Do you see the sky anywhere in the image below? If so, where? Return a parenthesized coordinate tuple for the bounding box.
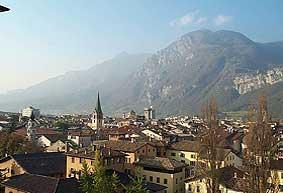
(0, 0, 283, 93)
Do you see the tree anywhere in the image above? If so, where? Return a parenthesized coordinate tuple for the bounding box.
(244, 94, 278, 193)
(197, 97, 221, 193)
(0, 131, 42, 158)
(123, 169, 148, 193)
(81, 149, 118, 193)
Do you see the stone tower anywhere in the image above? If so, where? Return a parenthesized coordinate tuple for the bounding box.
(91, 92, 104, 130)
(26, 112, 36, 142)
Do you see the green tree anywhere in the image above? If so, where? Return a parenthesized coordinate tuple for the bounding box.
(81, 149, 118, 193)
(124, 176, 148, 193)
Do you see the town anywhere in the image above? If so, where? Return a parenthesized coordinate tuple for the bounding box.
(0, 92, 282, 193)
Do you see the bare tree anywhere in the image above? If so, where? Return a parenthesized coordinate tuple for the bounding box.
(244, 94, 278, 193)
(197, 97, 221, 193)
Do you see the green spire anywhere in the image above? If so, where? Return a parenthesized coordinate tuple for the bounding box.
(95, 92, 103, 114)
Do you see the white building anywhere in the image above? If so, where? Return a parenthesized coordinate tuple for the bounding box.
(21, 106, 40, 118)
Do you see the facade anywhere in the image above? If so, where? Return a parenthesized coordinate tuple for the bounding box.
(66, 146, 126, 179)
(21, 106, 40, 118)
(91, 92, 104, 130)
(135, 157, 186, 193)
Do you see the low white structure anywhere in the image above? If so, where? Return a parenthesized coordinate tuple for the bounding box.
(21, 106, 40, 118)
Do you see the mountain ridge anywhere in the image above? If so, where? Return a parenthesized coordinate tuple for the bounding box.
(0, 30, 283, 118)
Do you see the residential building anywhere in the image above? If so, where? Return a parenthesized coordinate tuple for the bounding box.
(185, 166, 247, 193)
(0, 152, 66, 179)
(1, 173, 82, 193)
(135, 157, 186, 193)
(65, 145, 126, 179)
(67, 129, 94, 147)
(93, 140, 157, 174)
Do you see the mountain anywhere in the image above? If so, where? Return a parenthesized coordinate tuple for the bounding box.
(0, 53, 151, 114)
(1, 30, 283, 118)
(108, 30, 283, 118)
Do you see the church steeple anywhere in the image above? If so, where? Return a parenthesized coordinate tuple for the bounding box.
(91, 91, 104, 130)
(95, 92, 103, 114)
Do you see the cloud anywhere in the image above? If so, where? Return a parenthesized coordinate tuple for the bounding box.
(213, 15, 232, 26)
(170, 10, 207, 27)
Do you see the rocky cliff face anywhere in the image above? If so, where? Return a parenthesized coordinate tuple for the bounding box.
(233, 67, 283, 94)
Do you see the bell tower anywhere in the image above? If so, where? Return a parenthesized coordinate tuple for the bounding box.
(91, 92, 104, 130)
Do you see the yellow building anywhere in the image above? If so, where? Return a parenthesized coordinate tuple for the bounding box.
(269, 160, 283, 192)
(66, 145, 126, 178)
(135, 157, 186, 193)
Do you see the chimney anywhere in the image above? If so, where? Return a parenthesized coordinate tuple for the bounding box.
(65, 142, 70, 152)
(108, 149, 111, 156)
(84, 149, 88, 155)
(234, 172, 237, 178)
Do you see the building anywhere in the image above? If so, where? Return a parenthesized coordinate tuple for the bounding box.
(167, 140, 199, 167)
(67, 129, 94, 147)
(135, 157, 186, 193)
(65, 145, 126, 179)
(185, 166, 248, 193)
(269, 160, 283, 192)
(0, 152, 66, 179)
(144, 106, 156, 120)
(21, 106, 40, 118)
(93, 140, 157, 174)
(1, 173, 82, 193)
(90, 92, 104, 130)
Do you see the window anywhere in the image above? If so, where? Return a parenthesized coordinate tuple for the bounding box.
(150, 176, 153, 182)
(156, 177, 160, 183)
(180, 153, 185, 157)
(176, 178, 178, 184)
(148, 149, 151, 152)
(181, 160, 185, 163)
(191, 154, 195, 159)
(143, 175, 146, 180)
(171, 152, 176, 156)
(71, 157, 75, 163)
(197, 186, 200, 192)
(79, 158, 84, 163)
(164, 178, 168, 184)
(190, 161, 196, 166)
(137, 150, 140, 153)
(281, 172, 283, 179)
(142, 150, 145, 153)
(188, 184, 192, 191)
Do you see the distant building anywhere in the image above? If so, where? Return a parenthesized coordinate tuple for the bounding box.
(90, 92, 104, 130)
(21, 106, 40, 118)
(144, 106, 155, 120)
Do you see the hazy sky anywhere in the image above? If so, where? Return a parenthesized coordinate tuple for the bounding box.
(0, 0, 283, 93)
